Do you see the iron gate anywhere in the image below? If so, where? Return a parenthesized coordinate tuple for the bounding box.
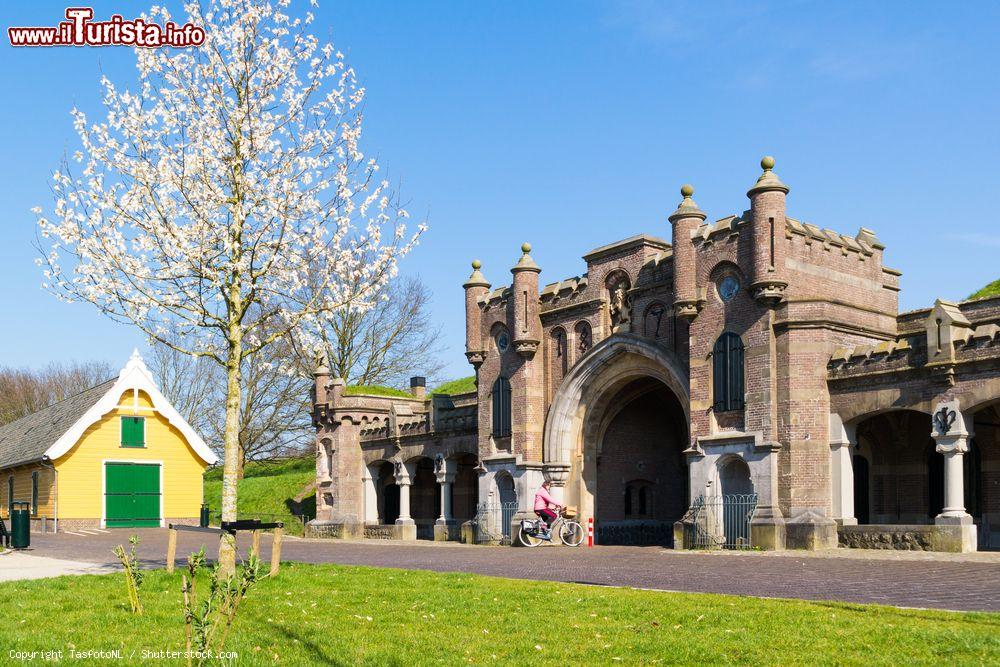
(686, 493, 758, 549)
(471, 501, 518, 545)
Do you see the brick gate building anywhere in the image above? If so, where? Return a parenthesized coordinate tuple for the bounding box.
(311, 157, 1000, 552)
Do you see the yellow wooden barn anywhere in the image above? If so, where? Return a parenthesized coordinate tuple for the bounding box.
(0, 350, 217, 532)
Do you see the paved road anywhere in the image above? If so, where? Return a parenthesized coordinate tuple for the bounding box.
(12, 529, 1000, 612)
(0, 551, 114, 581)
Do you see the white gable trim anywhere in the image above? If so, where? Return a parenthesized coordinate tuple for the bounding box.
(44, 349, 218, 465)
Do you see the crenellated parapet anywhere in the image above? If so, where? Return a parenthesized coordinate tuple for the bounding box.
(828, 295, 1000, 382)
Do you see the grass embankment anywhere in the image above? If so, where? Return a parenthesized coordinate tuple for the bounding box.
(1, 564, 997, 665)
(344, 384, 414, 398)
(203, 456, 315, 535)
(432, 376, 476, 395)
(970, 278, 1000, 300)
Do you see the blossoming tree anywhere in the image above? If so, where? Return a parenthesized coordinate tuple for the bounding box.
(35, 0, 422, 573)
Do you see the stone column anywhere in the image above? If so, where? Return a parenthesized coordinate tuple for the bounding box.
(393, 462, 417, 540)
(829, 414, 857, 526)
(435, 458, 458, 541)
(362, 464, 379, 525)
(931, 401, 976, 552)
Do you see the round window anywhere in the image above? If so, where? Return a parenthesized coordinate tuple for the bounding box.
(496, 331, 510, 353)
(718, 275, 740, 302)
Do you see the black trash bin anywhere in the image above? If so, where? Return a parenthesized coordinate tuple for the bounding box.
(11, 501, 30, 549)
(200, 503, 210, 528)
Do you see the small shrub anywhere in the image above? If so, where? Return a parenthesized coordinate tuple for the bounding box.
(112, 535, 144, 614)
(181, 548, 261, 667)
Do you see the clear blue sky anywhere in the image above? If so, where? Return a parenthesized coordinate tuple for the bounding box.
(2, 1, 999, 382)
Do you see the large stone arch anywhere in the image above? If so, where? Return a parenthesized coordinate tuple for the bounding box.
(543, 333, 690, 527)
(544, 333, 689, 464)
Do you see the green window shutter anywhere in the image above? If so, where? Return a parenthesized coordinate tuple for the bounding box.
(121, 416, 145, 448)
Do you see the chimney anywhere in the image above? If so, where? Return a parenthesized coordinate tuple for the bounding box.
(410, 376, 427, 399)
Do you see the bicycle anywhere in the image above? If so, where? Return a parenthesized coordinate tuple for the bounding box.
(517, 506, 585, 547)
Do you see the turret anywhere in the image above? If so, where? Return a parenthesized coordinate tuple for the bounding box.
(463, 259, 490, 368)
(314, 354, 331, 405)
(668, 183, 707, 321)
(510, 243, 542, 358)
(747, 156, 789, 305)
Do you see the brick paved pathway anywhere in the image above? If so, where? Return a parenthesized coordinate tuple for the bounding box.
(16, 529, 1000, 612)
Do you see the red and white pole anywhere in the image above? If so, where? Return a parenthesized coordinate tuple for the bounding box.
(587, 517, 594, 547)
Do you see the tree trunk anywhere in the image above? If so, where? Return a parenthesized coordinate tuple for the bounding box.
(218, 333, 243, 576)
(236, 444, 245, 481)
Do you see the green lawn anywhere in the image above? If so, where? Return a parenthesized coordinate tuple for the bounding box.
(203, 456, 315, 535)
(1, 564, 997, 665)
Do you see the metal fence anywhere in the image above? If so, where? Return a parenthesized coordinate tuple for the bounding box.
(470, 501, 518, 545)
(686, 494, 758, 549)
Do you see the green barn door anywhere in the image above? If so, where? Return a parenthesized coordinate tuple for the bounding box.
(105, 463, 161, 528)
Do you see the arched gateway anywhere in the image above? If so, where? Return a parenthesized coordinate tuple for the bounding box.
(543, 333, 690, 545)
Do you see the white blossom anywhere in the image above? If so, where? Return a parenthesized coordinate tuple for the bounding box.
(35, 0, 423, 573)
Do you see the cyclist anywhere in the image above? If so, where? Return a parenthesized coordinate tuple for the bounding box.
(533, 480, 562, 536)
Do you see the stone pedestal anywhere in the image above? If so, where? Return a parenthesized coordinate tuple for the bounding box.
(750, 507, 787, 551)
(433, 521, 459, 541)
(785, 511, 837, 550)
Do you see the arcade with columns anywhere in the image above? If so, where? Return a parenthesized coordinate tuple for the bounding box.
(310, 157, 1000, 551)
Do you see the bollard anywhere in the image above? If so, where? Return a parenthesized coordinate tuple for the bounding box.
(269, 526, 283, 576)
(166, 527, 178, 573)
(587, 517, 594, 548)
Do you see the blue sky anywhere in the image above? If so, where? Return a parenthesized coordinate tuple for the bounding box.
(2, 1, 999, 382)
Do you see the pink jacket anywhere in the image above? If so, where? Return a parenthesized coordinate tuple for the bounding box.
(534, 486, 559, 511)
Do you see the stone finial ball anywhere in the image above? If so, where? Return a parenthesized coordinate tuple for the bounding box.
(471, 259, 482, 270)
(680, 184, 694, 198)
(761, 155, 776, 170)
(521, 242, 532, 254)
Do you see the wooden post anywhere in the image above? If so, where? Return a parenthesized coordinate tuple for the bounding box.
(166, 527, 177, 574)
(269, 526, 283, 576)
(251, 529, 261, 557)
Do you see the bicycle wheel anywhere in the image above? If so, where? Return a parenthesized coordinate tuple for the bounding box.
(518, 525, 544, 547)
(559, 520, 585, 547)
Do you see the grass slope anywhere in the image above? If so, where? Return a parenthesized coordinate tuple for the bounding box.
(970, 278, 1000, 300)
(432, 376, 476, 395)
(344, 384, 414, 398)
(1, 564, 997, 665)
(203, 456, 315, 535)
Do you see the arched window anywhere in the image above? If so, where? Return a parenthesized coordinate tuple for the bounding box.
(624, 480, 652, 518)
(712, 332, 745, 412)
(492, 376, 512, 437)
(551, 327, 568, 377)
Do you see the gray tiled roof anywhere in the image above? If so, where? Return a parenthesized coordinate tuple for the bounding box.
(0, 378, 116, 470)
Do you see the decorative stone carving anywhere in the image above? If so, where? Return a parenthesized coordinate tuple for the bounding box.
(607, 273, 632, 334)
(575, 321, 592, 354)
